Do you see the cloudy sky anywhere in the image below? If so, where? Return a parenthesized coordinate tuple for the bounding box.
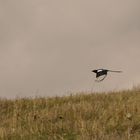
(0, 0, 140, 98)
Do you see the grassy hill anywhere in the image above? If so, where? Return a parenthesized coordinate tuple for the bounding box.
(0, 89, 140, 140)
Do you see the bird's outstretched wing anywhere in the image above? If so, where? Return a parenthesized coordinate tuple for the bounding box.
(95, 74, 107, 82)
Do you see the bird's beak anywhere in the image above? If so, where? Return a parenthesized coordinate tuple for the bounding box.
(92, 70, 96, 73)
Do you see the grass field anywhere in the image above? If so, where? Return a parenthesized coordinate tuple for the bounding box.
(0, 89, 140, 140)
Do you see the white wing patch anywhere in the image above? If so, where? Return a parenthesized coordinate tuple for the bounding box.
(97, 69, 103, 72)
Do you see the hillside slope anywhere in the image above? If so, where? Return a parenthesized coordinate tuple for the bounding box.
(0, 89, 140, 140)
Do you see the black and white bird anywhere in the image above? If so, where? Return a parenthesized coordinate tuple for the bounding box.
(92, 69, 122, 82)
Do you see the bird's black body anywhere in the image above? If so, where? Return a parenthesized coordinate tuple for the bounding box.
(92, 69, 122, 82)
(92, 69, 108, 78)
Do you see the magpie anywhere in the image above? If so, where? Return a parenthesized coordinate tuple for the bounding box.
(92, 69, 122, 81)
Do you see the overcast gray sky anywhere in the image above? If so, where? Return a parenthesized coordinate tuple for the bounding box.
(0, 0, 140, 98)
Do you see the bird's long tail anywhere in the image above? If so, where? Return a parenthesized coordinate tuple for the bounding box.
(108, 70, 122, 73)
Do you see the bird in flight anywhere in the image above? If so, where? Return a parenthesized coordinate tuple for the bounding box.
(92, 69, 122, 82)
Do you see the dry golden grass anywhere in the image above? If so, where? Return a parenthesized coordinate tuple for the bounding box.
(0, 89, 140, 140)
